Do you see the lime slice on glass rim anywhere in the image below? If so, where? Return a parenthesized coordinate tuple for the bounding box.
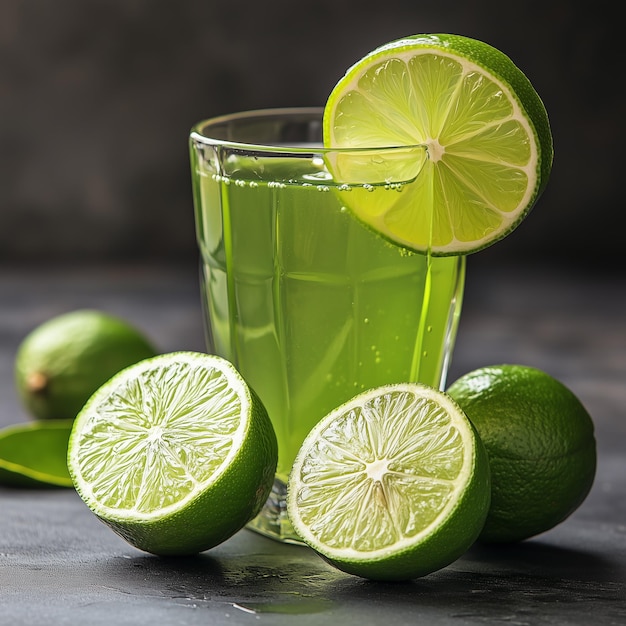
(287, 383, 490, 581)
(323, 33, 553, 255)
(67, 351, 277, 556)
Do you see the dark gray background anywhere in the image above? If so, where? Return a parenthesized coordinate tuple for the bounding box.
(1, 6, 625, 621)
(1, 0, 622, 271)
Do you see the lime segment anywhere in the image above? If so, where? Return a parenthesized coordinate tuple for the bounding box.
(323, 34, 553, 255)
(287, 383, 490, 580)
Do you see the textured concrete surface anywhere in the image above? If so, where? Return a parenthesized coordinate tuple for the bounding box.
(0, 265, 624, 625)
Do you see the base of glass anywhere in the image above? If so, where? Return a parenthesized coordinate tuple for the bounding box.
(246, 477, 305, 545)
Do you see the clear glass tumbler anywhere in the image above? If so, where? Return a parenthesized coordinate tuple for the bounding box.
(189, 108, 465, 543)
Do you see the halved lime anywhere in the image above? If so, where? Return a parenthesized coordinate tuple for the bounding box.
(323, 34, 553, 255)
(287, 383, 490, 580)
(67, 352, 277, 555)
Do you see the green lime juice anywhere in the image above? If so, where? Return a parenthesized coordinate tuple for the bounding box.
(193, 156, 465, 482)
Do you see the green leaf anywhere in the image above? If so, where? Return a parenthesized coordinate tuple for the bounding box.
(0, 420, 74, 488)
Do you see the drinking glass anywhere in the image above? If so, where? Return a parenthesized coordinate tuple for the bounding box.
(189, 108, 465, 543)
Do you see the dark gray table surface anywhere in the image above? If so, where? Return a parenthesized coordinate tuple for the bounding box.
(1, 262, 625, 625)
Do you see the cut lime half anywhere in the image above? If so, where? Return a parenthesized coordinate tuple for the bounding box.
(67, 351, 277, 555)
(324, 34, 553, 255)
(287, 383, 490, 581)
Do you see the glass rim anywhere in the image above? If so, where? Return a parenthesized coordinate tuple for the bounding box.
(189, 106, 427, 155)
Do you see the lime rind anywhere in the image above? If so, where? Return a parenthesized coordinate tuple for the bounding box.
(323, 34, 553, 256)
(68, 352, 250, 521)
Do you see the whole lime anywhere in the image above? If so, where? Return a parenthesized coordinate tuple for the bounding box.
(15, 310, 157, 421)
(447, 364, 596, 543)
